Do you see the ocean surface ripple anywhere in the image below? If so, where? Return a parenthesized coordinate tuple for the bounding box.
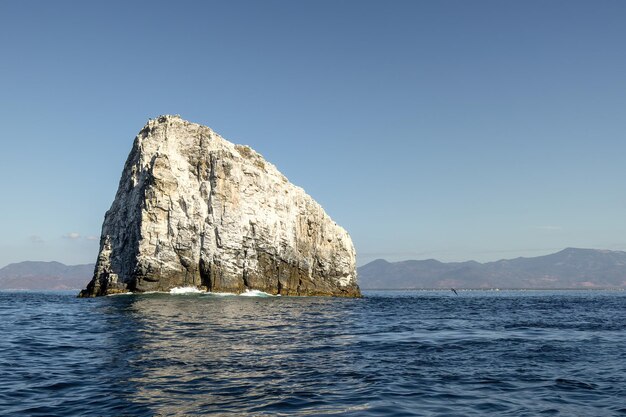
(0, 290, 624, 416)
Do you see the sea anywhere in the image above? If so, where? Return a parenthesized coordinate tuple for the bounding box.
(0, 289, 624, 416)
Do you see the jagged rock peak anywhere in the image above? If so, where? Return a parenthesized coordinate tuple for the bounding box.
(80, 115, 360, 297)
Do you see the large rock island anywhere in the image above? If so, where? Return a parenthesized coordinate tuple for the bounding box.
(80, 115, 359, 297)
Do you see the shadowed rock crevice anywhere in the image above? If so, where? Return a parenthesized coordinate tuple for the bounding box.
(79, 115, 360, 297)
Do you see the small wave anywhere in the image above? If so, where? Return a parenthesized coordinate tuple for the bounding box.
(106, 292, 134, 296)
(169, 287, 205, 294)
(240, 289, 276, 297)
(203, 290, 279, 297)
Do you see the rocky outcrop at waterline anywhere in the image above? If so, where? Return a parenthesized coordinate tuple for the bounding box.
(79, 115, 360, 297)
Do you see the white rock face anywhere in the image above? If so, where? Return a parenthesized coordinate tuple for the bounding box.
(80, 115, 360, 297)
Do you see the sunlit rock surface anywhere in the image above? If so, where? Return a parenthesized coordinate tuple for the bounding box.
(80, 115, 359, 297)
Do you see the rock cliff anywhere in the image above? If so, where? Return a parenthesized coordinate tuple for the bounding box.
(80, 115, 360, 297)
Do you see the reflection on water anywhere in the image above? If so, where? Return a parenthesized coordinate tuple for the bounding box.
(105, 294, 361, 416)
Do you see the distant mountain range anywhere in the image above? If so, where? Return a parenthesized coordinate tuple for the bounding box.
(357, 248, 626, 289)
(3, 248, 626, 290)
(0, 261, 93, 290)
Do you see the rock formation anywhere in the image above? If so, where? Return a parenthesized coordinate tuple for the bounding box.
(80, 115, 360, 297)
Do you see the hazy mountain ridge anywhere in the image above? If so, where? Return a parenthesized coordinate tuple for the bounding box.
(3, 248, 626, 290)
(358, 248, 626, 289)
(0, 261, 94, 290)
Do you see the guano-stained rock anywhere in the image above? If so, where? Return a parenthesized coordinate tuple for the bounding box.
(80, 115, 360, 297)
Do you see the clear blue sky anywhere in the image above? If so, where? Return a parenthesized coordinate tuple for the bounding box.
(1, 0, 625, 267)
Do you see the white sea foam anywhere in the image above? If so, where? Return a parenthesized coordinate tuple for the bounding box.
(239, 289, 275, 297)
(204, 292, 237, 297)
(105, 288, 279, 296)
(203, 289, 278, 297)
(169, 286, 204, 294)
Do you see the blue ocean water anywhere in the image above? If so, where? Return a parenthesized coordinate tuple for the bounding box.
(0, 290, 624, 416)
